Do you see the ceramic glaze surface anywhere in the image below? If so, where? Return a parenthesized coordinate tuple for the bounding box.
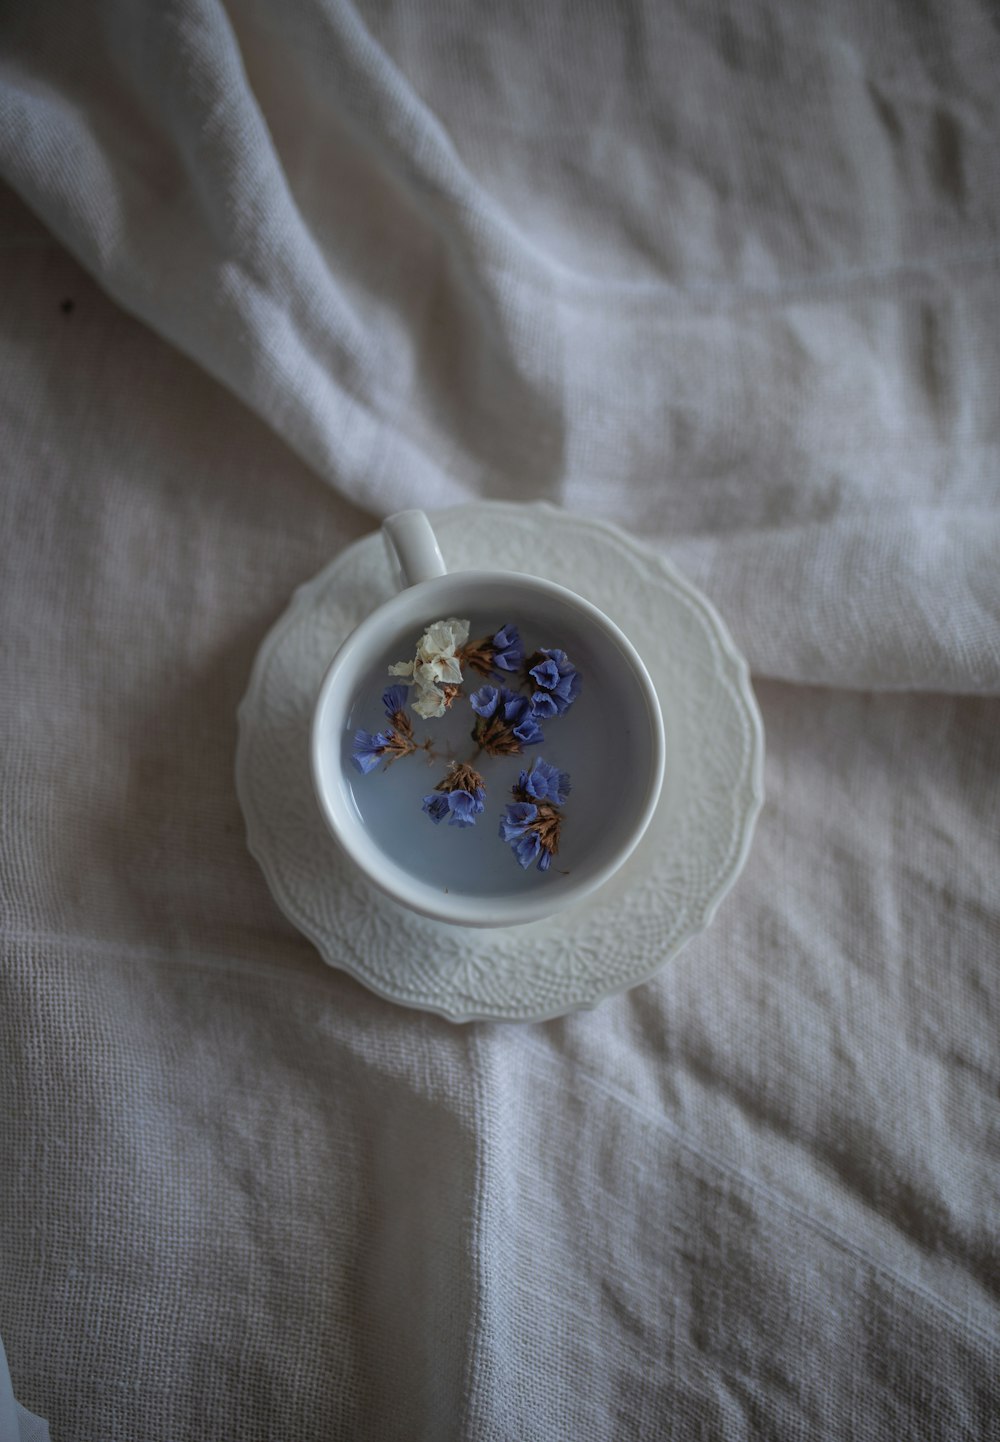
(236, 502, 764, 1022)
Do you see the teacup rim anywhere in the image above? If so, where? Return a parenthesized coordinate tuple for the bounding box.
(310, 568, 666, 928)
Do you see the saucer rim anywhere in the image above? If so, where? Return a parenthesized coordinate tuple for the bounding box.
(235, 500, 765, 1023)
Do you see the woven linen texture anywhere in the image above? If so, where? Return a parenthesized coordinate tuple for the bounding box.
(1, 0, 999, 1435)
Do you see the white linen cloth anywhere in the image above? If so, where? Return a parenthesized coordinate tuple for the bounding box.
(2, 0, 999, 695)
(0, 2, 998, 1438)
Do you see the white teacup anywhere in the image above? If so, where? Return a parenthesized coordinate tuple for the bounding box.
(311, 510, 665, 928)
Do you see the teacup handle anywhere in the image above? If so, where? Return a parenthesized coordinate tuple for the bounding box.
(383, 510, 448, 588)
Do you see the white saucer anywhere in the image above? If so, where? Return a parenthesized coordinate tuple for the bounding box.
(235, 502, 764, 1022)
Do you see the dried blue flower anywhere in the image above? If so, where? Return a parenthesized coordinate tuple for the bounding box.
(491, 623, 524, 673)
(497, 800, 535, 834)
(448, 789, 484, 827)
(499, 807, 544, 869)
(352, 710, 416, 772)
(423, 761, 487, 827)
(499, 797, 561, 871)
(499, 689, 528, 723)
(460, 623, 524, 678)
(499, 801, 539, 849)
(528, 691, 559, 720)
(504, 692, 544, 746)
(422, 789, 484, 827)
(469, 685, 502, 719)
(517, 718, 544, 746)
(528, 648, 581, 716)
(530, 657, 561, 690)
(382, 684, 410, 719)
(517, 757, 571, 805)
(352, 728, 394, 774)
(470, 685, 543, 755)
(422, 792, 451, 824)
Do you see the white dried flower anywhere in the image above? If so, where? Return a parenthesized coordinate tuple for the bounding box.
(411, 686, 447, 720)
(390, 617, 470, 719)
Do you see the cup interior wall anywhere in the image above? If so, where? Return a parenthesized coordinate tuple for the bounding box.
(315, 574, 662, 915)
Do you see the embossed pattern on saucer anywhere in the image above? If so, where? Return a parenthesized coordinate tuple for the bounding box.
(235, 502, 764, 1022)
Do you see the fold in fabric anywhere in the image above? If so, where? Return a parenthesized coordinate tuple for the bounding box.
(1, 0, 998, 693)
(1, 177, 998, 1441)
